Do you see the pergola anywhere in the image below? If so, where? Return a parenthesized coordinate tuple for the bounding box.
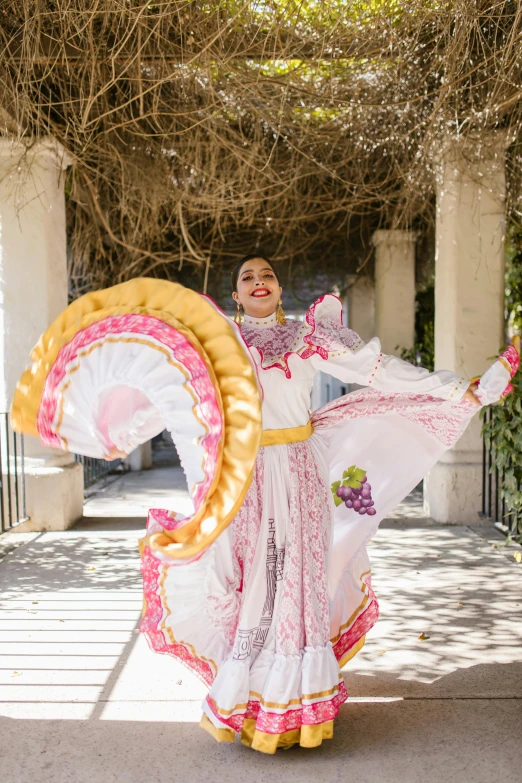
(0, 1, 521, 529)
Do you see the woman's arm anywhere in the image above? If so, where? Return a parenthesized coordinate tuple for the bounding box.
(310, 327, 474, 403)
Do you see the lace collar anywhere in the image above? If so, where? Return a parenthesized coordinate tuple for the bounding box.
(243, 311, 278, 328)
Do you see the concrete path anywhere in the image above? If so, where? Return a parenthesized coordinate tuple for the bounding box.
(0, 463, 521, 783)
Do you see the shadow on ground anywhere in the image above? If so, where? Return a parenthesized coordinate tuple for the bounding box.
(0, 466, 521, 782)
(0, 695, 520, 783)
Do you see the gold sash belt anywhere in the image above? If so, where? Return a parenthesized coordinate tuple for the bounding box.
(260, 420, 314, 447)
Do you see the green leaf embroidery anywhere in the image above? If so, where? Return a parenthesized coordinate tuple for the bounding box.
(331, 480, 343, 506)
(341, 465, 367, 489)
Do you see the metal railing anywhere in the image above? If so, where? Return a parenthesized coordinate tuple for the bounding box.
(74, 454, 123, 489)
(0, 413, 29, 532)
(482, 407, 521, 537)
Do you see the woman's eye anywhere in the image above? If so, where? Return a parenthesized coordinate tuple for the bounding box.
(242, 275, 252, 281)
(264, 273, 274, 278)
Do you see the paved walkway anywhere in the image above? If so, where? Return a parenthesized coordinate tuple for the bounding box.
(1, 459, 521, 783)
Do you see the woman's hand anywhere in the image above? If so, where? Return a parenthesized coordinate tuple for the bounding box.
(103, 446, 128, 461)
(463, 383, 481, 406)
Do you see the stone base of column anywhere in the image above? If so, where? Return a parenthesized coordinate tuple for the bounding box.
(124, 441, 152, 472)
(423, 458, 486, 525)
(14, 459, 84, 532)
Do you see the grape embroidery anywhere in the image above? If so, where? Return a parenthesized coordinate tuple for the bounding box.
(331, 466, 376, 516)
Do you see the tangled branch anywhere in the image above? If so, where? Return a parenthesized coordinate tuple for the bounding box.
(1, 1, 521, 298)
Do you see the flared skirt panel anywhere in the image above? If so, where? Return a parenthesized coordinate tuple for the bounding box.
(141, 435, 378, 752)
(141, 390, 478, 752)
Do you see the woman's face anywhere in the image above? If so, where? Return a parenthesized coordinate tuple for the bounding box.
(232, 257, 282, 318)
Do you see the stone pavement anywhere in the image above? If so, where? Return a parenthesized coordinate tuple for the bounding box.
(0, 459, 521, 783)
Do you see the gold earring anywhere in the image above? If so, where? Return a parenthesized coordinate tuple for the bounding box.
(234, 300, 243, 325)
(276, 298, 286, 325)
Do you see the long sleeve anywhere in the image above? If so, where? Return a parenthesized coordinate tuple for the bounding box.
(307, 295, 470, 403)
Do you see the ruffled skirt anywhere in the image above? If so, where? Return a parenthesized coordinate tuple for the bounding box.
(141, 389, 478, 753)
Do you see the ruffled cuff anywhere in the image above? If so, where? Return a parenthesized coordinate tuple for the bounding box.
(436, 375, 470, 403)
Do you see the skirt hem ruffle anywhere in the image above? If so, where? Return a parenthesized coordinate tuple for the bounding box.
(199, 713, 334, 753)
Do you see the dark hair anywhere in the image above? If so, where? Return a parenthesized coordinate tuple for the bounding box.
(231, 254, 280, 292)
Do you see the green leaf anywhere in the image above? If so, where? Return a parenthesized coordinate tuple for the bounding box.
(341, 464, 367, 489)
(331, 480, 343, 506)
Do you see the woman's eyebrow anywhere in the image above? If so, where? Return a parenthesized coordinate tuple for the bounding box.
(241, 267, 273, 276)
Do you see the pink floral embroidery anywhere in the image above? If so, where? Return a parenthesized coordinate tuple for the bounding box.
(37, 313, 223, 528)
(206, 679, 348, 734)
(312, 387, 476, 448)
(230, 451, 266, 594)
(206, 577, 241, 648)
(140, 546, 216, 686)
(332, 582, 380, 663)
(276, 442, 332, 654)
(146, 509, 193, 533)
(303, 295, 363, 356)
(140, 441, 374, 730)
(502, 382, 515, 399)
(241, 294, 361, 378)
(500, 344, 520, 378)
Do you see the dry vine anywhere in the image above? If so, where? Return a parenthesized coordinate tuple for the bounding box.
(0, 1, 522, 300)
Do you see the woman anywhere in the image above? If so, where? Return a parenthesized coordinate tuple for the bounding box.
(12, 255, 517, 754)
(166, 253, 487, 752)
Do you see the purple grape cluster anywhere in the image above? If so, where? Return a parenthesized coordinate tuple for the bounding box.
(336, 476, 376, 516)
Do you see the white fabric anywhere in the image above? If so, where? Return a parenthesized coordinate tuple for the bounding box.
(475, 359, 511, 405)
(49, 337, 209, 504)
(151, 305, 486, 739)
(249, 323, 470, 432)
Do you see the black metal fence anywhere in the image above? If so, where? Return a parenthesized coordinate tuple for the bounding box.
(482, 406, 521, 537)
(0, 413, 29, 532)
(74, 454, 123, 489)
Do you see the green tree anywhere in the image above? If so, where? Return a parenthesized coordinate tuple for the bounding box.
(481, 222, 522, 542)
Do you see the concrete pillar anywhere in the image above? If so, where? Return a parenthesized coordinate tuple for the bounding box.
(0, 138, 84, 531)
(124, 441, 153, 471)
(372, 229, 417, 355)
(424, 134, 507, 524)
(346, 274, 375, 343)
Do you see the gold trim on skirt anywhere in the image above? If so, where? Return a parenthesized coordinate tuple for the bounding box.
(240, 718, 334, 753)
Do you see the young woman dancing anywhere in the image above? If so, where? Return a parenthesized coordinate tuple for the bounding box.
(12, 255, 518, 754)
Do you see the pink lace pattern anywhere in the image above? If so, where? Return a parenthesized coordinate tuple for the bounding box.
(500, 344, 520, 378)
(140, 443, 372, 732)
(37, 313, 223, 528)
(226, 441, 332, 658)
(312, 387, 476, 448)
(241, 294, 361, 378)
(502, 383, 515, 399)
(332, 580, 380, 663)
(206, 679, 348, 734)
(304, 295, 363, 356)
(230, 451, 266, 596)
(140, 546, 216, 687)
(201, 441, 346, 736)
(205, 577, 241, 648)
(276, 442, 332, 654)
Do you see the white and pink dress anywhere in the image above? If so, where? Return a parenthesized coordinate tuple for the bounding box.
(11, 280, 517, 754)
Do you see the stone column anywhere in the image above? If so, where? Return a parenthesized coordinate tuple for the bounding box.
(346, 274, 375, 343)
(124, 442, 153, 471)
(424, 134, 507, 524)
(372, 229, 417, 355)
(0, 138, 84, 531)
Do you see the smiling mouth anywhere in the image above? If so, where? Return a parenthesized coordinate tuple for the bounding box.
(251, 289, 271, 298)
